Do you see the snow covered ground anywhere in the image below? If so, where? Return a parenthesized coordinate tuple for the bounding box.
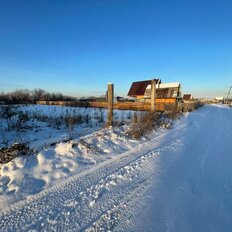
(0, 105, 148, 207)
(0, 105, 141, 149)
(1, 104, 232, 231)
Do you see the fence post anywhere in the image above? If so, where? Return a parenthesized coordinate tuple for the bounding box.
(151, 79, 156, 112)
(107, 83, 114, 127)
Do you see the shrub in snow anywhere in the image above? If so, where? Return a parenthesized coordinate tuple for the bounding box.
(0, 143, 31, 164)
(126, 112, 166, 139)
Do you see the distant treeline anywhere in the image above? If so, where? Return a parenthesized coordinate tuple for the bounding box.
(0, 89, 77, 104)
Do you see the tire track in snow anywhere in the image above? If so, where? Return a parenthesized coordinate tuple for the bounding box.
(0, 133, 183, 231)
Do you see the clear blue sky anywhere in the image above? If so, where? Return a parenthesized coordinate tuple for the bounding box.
(0, 0, 232, 98)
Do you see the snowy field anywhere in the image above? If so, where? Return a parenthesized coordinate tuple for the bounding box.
(0, 105, 141, 149)
(1, 104, 232, 231)
(0, 105, 150, 208)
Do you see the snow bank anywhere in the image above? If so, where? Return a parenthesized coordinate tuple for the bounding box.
(0, 124, 143, 207)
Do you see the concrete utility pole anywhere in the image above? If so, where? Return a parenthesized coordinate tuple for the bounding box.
(151, 79, 156, 112)
(225, 86, 232, 104)
(107, 83, 114, 127)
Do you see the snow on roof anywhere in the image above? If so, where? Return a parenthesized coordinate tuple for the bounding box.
(158, 83, 180, 88)
(146, 82, 180, 89)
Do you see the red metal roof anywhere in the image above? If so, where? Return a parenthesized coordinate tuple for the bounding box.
(127, 79, 160, 97)
(183, 94, 192, 101)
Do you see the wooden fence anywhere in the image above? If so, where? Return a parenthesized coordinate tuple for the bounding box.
(89, 101, 163, 111)
(36, 100, 171, 111)
(36, 99, 203, 113)
(36, 82, 204, 126)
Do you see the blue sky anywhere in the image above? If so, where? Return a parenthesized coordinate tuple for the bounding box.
(0, 0, 232, 98)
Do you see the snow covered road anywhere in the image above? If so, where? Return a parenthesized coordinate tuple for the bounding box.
(120, 105, 232, 232)
(1, 105, 232, 232)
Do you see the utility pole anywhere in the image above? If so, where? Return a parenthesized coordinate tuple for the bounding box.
(225, 86, 232, 104)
